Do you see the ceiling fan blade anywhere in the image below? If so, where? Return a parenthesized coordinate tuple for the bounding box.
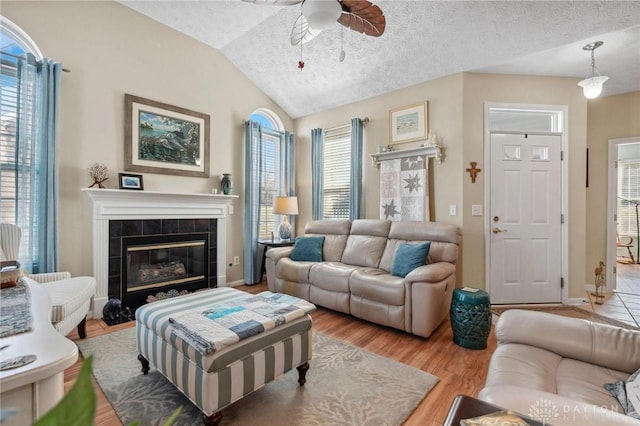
(338, 0, 385, 37)
(291, 14, 321, 46)
(241, 0, 302, 5)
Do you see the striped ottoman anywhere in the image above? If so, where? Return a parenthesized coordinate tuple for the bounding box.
(135, 287, 313, 425)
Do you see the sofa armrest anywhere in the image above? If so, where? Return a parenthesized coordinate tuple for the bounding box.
(496, 309, 640, 374)
(265, 246, 294, 263)
(403, 263, 456, 338)
(479, 385, 637, 426)
(28, 272, 72, 283)
(404, 262, 455, 284)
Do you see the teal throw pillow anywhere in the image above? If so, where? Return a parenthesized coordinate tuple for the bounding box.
(290, 236, 325, 262)
(391, 242, 431, 278)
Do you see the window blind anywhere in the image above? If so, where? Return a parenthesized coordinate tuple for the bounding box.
(1, 52, 40, 265)
(258, 130, 280, 239)
(0, 56, 19, 224)
(322, 124, 351, 219)
(618, 160, 640, 236)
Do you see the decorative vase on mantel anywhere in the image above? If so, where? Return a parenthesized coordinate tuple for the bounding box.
(221, 173, 232, 195)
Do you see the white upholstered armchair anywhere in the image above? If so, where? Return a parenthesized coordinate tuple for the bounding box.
(0, 223, 96, 338)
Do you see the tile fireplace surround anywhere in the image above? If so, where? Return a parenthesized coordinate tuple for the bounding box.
(83, 188, 237, 318)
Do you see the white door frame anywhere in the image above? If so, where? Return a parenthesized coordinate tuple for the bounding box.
(606, 136, 640, 292)
(484, 102, 569, 303)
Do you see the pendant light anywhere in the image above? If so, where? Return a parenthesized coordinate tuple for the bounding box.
(578, 41, 609, 99)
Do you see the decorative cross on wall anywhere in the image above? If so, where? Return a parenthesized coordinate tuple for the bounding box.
(466, 162, 481, 183)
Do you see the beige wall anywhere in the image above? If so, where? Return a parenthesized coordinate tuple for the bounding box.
(294, 73, 464, 223)
(585, 92, 640, 286)
(3, 1, 293, 283)
(294, 74, 464, 280)
(5, 1, 633, 300)
(296, 73, 590, 298)
(461, 73, 588, 298)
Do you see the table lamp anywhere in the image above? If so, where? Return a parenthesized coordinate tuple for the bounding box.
(273, 196, 298, 241)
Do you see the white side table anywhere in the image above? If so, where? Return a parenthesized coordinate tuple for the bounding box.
(0, 277, 78, 425)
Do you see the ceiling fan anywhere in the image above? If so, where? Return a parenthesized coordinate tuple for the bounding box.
(241, 0, 386, 46)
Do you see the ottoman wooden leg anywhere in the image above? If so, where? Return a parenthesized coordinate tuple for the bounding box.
(137, 354, 150, 375)
(296, 362, 310, 386)
(203, 411, 223, 426)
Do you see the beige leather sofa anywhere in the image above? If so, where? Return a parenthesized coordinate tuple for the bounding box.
(479, 309, 640, 425)
(265, 219, 461, 338)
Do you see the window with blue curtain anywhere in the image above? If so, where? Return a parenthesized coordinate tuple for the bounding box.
(0, 19, 62, 273)
(311, 118, 363, 220)
(243, 111, 295, 284)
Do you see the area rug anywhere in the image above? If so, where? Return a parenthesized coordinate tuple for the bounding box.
(77, 328, 438, 426)
(491, 305, 638, 329)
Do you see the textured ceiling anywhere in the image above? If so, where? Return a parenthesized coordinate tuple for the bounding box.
(120, 1, 640, 119)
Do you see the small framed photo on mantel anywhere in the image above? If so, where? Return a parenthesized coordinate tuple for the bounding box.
(118, 173, 144, 190)
(389, 101, 428, 145)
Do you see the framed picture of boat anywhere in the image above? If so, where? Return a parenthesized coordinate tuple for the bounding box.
(124, 94, 210, 178)
(389, 101, 428, 145)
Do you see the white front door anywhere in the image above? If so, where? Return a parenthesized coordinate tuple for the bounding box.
(489, 132, 562, 303)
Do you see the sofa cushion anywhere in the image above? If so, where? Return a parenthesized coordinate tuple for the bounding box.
(341, 220, 390, 268)
(350, 268, 405, 306)
(350, 295, 406, 330)
(484, 343, 562, 393)
(305, 219, 351, 262)
(44, 276, 97, 324)
(556, 358, 628, 411)
(290, 236, 324, 262)
(309, 262, 358, 293)
(495, 309, 640, 374)
(391, 242, 431, 278)
(275, 258, 314, 283)
(485, 342, 628, 413)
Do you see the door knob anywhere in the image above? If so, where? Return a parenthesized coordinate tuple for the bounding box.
(492, 228, 507, 234)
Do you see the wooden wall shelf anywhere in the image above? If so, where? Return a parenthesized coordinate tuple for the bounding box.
(370, 145, 443, 168)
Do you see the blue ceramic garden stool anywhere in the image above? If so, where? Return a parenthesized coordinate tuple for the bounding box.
(450, 287, 491, 349)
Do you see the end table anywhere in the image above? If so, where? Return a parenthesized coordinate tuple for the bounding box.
(258, 239, 295, 282)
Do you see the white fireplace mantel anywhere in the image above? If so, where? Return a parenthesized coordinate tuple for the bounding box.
(82, 188, 238, 318)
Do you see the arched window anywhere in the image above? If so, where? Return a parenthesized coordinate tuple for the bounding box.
(250, 108, 283, 132)
(249, 109, 286, 239)
(243, 109, 295, 284)
(1, 17, 63, 272)
(1, 17, 42, 224)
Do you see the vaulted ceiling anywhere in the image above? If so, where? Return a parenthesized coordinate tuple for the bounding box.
(120, 1, 640, 118)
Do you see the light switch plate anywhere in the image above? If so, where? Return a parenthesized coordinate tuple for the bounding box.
(471, 204, 483, 216)
(449, 205, 457, 216)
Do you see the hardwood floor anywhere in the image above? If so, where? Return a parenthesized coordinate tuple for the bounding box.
(66, 283, 497, 425)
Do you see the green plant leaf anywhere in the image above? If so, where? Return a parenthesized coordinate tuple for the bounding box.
(34, 356, 96, 426)
(162, 406, 183, 426)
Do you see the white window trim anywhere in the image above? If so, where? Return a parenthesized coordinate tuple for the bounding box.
(1, 16, 43, 59)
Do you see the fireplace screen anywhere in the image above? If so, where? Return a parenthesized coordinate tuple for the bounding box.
(123, 234, 208, 293)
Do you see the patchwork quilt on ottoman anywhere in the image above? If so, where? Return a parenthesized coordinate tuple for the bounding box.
(135, 287, 315, 423)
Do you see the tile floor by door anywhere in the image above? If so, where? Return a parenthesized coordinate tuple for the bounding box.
(586, 261, 640, 328)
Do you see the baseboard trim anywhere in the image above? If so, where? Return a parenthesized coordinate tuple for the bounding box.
(223, 279, 245, 287)
(565, 297, 588, 305)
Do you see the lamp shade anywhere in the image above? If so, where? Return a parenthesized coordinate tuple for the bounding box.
(273, 196, 299, 215)
(302, 0, 342, 30)
(578, 76, 609, 99)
